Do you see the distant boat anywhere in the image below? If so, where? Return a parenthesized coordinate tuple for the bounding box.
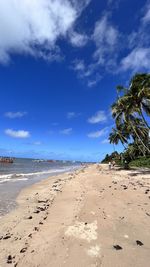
(33, 159, 44, 163)
(0, 157, 14, 163)
(47, 160, 55, 163)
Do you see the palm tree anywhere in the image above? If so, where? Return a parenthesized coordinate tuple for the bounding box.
(130, 74, 150, 129)
(111, 96, 150, 154)
(109, 127, 128, 149)
(115, 74, 150, 130)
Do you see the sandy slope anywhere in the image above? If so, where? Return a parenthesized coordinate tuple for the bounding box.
(0, 164, 150, 267)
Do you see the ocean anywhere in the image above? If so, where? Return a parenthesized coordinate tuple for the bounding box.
(0, 158, 81, 216)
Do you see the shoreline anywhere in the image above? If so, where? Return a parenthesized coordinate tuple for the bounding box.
(0, 165, 81, 217)
(0, 166, 86, 266)
(0, 164, 150, 266)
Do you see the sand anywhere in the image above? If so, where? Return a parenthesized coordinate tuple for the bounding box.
(0, 164, 150, 267)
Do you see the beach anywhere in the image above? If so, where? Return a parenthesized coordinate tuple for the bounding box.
(0, 164, 150, 267)
(0, 158, 80, 216)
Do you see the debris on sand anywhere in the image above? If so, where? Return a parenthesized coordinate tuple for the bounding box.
(20, 247, 27, 253)
(7, 255, 12, 264)
(136, 240, 144, 246)
(113, 245, 123, 250)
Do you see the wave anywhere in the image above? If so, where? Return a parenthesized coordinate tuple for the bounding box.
(0, 166, 77, 184)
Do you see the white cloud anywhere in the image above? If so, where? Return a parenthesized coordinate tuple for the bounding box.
(88, 110, 107, 124)
(142, 4, 150, 24)
(87, 127, 108, 138)
(73, 59, 86, 72)
(5, 129, 30, 138)
(33, 141, 42, 145)
(72, 15, 119, 87)
(60, 128, 73, 135)
(69, 31, 88, 47)
(72, 59, 102, 87)
(92, 15, 118, 65)
(73, 59, 94, 78)
(67, 112, 81, 119)
(101, 138, 109, 144)
(67, 112, 76, 119)
(121, 47, 150, 72)
(4, 111, 27, 118)
(121, 3, 150, 73)
(0, 0, 90, 64)
(87, 74, 102, 87)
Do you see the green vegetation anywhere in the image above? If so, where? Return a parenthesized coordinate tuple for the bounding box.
(129, 157, 150, 168)
(102, 73, 150, 168)
(101, 151, 120, 164)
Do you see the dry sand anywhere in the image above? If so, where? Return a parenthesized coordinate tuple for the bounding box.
(0, 164, 150, 267)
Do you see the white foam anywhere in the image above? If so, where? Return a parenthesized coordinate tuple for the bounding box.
(0, 166, 77, 184)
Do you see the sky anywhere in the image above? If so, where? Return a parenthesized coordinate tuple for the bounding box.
(0, 0, 150, 162)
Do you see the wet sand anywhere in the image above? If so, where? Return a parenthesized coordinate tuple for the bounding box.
(0, 164, 150, 267)
(0, 167, 80, 217)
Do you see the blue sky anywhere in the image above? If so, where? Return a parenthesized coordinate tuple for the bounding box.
(0, 0, 150, 162)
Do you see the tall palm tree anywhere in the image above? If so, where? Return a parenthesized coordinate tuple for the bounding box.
(130, 74, 150, 129)
(116, 74, 150, 130)
(111, 97, 150, 153)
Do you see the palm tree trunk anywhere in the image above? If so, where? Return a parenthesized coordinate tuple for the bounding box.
(129, 120, 150, 154)
(113, 143, 115, 152)
(139, 107, 150, 130)
(122, 143, 127, 150)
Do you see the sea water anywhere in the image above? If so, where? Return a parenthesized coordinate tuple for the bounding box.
(0, 158, 80, 216)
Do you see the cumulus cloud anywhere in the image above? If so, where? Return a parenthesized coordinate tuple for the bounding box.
(142, 3, 150, 24)
(5, 129, 30, 138)
(88, 110, 107, 124)
(60, 128, 73, 135)
(0, 0, 90, 64)
(4, 111, 27, 118)
(87, 127, 108, 138)
(120, 3, 150, 73)
(92, 14, 119, 65)
(72, 14, 119, 87)
(69, 31, 88, 47)
(121, 47, 150, 72)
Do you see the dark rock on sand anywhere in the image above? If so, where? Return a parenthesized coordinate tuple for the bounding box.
(113, 245, 123, 250)
(7, 255, 12, 264)
(3, 234, 11, 240)
(38, 200, 48, 203)
(33, 210, 40, 214)
(28, 233, 32, 238)
(136, 240, 144, 246)
(123, 187, 128, 190)
(37, 206, 46, 211)
(20, 247, 27, 253)
(27, 216, 33, 220)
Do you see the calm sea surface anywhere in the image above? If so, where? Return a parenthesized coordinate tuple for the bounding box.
(0, 158, 81, 216)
